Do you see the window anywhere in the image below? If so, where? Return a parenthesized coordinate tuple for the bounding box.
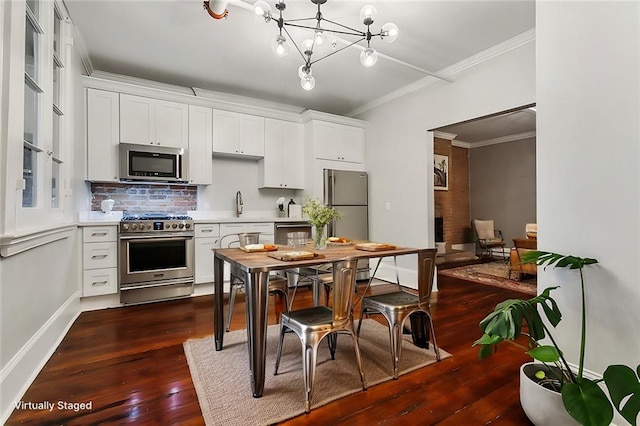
(51, 4, 64, 209)
(21, 0, 67, 211)
(23, 2, 44, 208)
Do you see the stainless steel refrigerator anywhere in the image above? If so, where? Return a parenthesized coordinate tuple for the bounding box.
(323, 169, 369, 279)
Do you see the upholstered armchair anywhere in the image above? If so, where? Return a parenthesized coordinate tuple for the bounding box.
(471, 219, 506, 260)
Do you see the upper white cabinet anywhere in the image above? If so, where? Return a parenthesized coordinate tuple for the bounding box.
(259, 119, 304, 189)
(86, 89, 119, 182)
(213, 110, 265, 158)
(120, 94, 188, 148)
(311, 120, 365, 164)
(188, 105, 213, 185)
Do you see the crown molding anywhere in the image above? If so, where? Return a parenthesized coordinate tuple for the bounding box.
(82, 72, 304, 122)
(301, 110, 367, 128)
(452, 140, 472, 149)
(347, 28, 536, 118)
(470, 131, 536, 148)
(433, 131, 457, 141)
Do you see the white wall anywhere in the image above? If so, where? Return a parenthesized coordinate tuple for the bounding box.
(358, 42, 535, 279)
(197, 156, 303, 215)
(537, 1, 640, 375)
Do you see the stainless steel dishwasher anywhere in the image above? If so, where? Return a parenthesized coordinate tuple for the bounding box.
(273, 222, 312, 245)
(273, 222, 317, 289)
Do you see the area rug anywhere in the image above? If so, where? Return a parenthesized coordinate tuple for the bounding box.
(439, 261, 537, 295)
(183, 319, 451, 425)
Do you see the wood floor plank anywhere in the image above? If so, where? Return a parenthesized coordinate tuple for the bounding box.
(6, 274, 533, 425)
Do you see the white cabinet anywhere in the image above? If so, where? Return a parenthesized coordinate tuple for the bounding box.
(86, 89, 119, 182)
(259, 119, 304, 189)
(194, 223, 220, 284)
(120, 94, 188, 148)
(212, 110, 265, 158)
(188, 105, 213, 185)
(311, 120, 365, 163)
(81, 226, 118, 297)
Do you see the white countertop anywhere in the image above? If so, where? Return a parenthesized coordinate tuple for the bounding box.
(78, 211, 123, 226)
(77, 211, 309, 226)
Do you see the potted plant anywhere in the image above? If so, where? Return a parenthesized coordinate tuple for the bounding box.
(474, 251, 640, 426)
(301, 199, 340, 249)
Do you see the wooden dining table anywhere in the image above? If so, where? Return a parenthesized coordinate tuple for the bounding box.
(213, 243, 433, 398)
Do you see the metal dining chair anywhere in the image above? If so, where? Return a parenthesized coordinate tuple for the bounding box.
(223, 234, 290, 332)
(356, 249, 441, 379)
(226, 273, 289, 332)
(274, 259, 367, 413)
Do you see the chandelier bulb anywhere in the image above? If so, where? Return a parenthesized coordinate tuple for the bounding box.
(253, 0, 272, 22)
(359, 5, 377, 25)
(301, 74, 316, 91)
(380, 22, 399, 43)
(301, 38, 314, 55)
(298, 64, 312, 79)
(314, 29, 325, 45)
(271, 35, 289, 57)
(360, 47, 378, 67)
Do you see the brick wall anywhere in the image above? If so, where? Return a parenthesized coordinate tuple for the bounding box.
(91, 182, 197, 213)
(434, 138, 470, 250)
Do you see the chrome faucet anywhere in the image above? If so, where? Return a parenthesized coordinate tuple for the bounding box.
(236, 191, 243, 217)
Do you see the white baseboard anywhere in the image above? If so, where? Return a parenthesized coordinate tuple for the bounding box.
(451, 243, 476, 253)
(1, 291, 81, 424)
(375, 262, 419, 290)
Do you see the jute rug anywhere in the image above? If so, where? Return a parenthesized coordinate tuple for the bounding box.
(183, 319, 451, 425)
(439, 261, 536, 295)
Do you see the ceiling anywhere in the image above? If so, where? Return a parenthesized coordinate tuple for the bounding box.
(65, 0, 535, 117)
(435, 106, 537, 147)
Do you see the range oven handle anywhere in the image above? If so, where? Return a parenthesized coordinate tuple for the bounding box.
(120, 279, 194, 291)
(119, 233, 194, 241)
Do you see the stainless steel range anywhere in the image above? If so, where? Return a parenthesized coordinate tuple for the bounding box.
(119, 212, 195, 305)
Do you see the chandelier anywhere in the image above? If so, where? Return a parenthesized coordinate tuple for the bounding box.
(252, 0, 398, 90)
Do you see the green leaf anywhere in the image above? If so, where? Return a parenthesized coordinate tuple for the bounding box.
(562, 379, 613, 426)
(477, 344, 495, 359)
(473, 333, 503, 346)
(603, 364, 640, 426)
(527, 345, 560, 363)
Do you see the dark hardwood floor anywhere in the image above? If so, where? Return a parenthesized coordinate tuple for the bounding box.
(6, 275, 533, 425)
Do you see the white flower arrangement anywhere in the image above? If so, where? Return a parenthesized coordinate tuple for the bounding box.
(276, 197, 286, 212)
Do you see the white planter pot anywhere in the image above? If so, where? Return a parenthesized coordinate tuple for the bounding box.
(519, 362, 579, 426)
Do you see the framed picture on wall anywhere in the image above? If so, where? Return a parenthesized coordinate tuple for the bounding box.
(434, 154, 449, 190)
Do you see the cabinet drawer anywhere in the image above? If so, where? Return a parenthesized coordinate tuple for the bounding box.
(219, 223, 245, 237)
(245, 222, 274, 234)
(83, 242, 117, 269)
(83, 268, 118, 297)
(195, 223, 220, 237)
(83, 226, 117, 243)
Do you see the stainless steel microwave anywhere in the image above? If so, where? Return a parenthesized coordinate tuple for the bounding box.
(119, 143, 188, 183)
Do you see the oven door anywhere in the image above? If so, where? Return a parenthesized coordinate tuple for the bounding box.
(119, 234, 194, 285)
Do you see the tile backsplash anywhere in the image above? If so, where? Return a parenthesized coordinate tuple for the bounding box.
(91, 182, 197, 213)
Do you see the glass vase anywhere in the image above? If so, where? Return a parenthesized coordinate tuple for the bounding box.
(314, 224, 327, 250)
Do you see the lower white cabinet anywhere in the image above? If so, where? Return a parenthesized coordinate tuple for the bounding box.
(81, 225, 118, 297)
(194, 223, 220, 284)
(83, 268, 118, 297)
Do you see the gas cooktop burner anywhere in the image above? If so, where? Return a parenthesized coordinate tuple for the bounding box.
(121, 212, 192, 221)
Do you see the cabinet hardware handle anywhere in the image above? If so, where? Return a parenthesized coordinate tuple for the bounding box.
(91, 254, 108, 259)
(202, 229, 213, 233)
(92, 281, 108, 286)
(91, 232, 108, 236)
